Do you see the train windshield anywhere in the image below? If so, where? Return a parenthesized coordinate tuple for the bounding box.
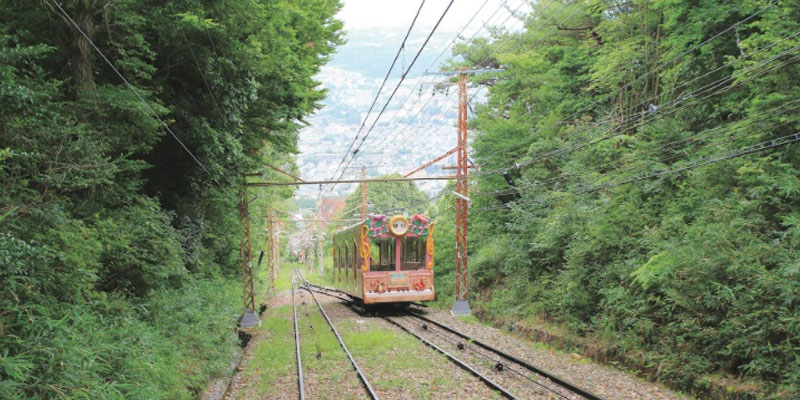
(401, 236, 424, 270)
(369, 237, 394, 271)
(368, 235, 425, 271)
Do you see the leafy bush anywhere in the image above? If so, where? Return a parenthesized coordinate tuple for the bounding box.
(438, 0, 800, 397)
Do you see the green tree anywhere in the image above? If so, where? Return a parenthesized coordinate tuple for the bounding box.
(441, 0, 800, 397)
(342, 173, 431, 217)
(0, 0, 343, 397)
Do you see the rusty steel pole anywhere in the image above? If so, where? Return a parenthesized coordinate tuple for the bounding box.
(267, 208, 277, 294)
(452, 69, 471, 316)
(239, 189, 260, 327)
(360, 166, 368, 222)
(272, 209, 280, 283)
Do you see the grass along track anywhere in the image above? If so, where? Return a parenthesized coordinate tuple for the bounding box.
(225, 264, 684, 399)
(306, 284, 583, 399)
(298, 270, 380, 399)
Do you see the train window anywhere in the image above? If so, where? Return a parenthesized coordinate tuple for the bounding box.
(382, 238, 395, 271)
(402, 236, 424, 270)
(369, 237, 393, 271)
(352, 240, 359, 290)
(337, 245, 342, 282)
(369, 239, 380, 270)
(353, 239, 359, 272)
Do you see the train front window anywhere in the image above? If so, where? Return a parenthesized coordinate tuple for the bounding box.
(401, 236, 424, 270)
(370, 237, 394, 271)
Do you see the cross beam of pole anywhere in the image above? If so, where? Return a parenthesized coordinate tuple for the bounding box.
(245, 176, 457, 187)
(246, 163, 306, 182)
(404, 147, 458, 177)
(424, 68, 504, 76)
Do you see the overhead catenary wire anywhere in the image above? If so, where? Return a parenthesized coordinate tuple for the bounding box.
(368, 0, 530, 140)
(317, 2, 793, 240)
(473, 129, 800, 215)
(355, 0, 576, 168)
(320, 0, 781, 196)
(354, 0, 539, 159)
(316, 0, 534, 186)
(329, 0, 458, 191)
(472, 38, 800, 180)
(323, 1, 572, 201)
(473, 29, 800, 166)
(330, 0, 427, 178)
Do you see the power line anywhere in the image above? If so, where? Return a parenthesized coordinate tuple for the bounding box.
(356, 0, 535, 158)
(473, 30, 800, 166)
(357, 0, 578, 168)
(475, 129, 800, 215)
(331, 0, 427, 179)
(467, 1, 782, 169)
(472, 99, 800, 201)
(330, 0, 458, 190)
(473, 40, 800, 180)
(544, 0, 779, 139)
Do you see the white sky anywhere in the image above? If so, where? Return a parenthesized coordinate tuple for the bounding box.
(337, 0, 523, 32)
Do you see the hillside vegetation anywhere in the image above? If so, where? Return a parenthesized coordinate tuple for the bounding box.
(432, 1, 799, 398)
(0, 0, 342, 398)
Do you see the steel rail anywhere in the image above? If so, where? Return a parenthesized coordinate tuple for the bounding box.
(291, 279, 306, 400)
(297, 280, 518, 399)
(301, 283, 380, 399)
(298, 278, 606, 400)
(405, 310, 605, 400)
(381, 316, 518, 399)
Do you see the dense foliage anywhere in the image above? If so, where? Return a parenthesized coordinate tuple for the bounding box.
(434, 0, 799, 397)
(0, 0, 342, 398)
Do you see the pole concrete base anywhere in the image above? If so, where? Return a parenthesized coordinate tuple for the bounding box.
(239, 310, 261, 328)
(450, 300, 472, 316)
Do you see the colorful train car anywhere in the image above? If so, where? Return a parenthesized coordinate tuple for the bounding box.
(331, 214, 435, 304)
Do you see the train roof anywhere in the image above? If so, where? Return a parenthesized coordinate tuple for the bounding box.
(334, 214, 431, 239)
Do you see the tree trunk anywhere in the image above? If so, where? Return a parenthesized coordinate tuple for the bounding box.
(71, 4, 96, 90)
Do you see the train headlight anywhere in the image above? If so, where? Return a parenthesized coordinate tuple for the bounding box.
(389, 215, 409, 236)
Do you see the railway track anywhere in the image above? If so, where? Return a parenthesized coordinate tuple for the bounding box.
(291, 269, 380, 399)
(297, 274, 606, 400)
(388, 313, 600, 400)
(290, 277, 306, 400)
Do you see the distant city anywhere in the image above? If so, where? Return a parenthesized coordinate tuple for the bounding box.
(295, 28, 469, 205)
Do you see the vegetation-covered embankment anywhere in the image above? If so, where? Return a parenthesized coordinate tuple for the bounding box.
(432, 1, 799, 398)
(0, 0, 342, 398)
